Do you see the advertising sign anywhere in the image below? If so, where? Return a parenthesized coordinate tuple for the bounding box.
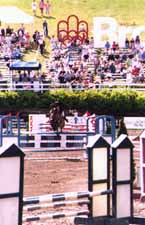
(124, 117, 145, 129)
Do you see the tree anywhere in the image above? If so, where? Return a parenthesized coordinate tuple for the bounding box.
(117, 118, 128, 137)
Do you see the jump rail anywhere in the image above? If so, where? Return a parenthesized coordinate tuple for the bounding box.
(23, 189, 112, 205)
(23, 199, 90, 212)
(23, 210, 89, 222)
(19, 132, 93, 151)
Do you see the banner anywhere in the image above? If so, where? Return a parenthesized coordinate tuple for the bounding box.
(29, 114, 96, 133)
(124, 117, 145, 129)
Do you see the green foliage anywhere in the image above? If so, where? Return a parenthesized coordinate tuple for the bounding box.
(18, 91, 40, 109)
(0, 89, 145, 116)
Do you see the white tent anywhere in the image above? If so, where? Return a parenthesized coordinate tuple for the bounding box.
(0, 6, 34, 24)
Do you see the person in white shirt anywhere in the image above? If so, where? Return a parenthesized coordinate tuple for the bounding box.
(32, 0, 37, 16)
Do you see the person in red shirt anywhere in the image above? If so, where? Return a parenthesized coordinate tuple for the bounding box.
(132, 65, 140, 76)
(39, 0, 45, 17)
(45, 0, 51, 17)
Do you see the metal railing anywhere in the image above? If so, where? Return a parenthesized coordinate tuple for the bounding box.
(0, 81, 145, 91)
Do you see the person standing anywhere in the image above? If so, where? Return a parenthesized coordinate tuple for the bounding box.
(39, 0, 45, 17)
(32, 0, 37, 16)
(38, 35, 45, 55)
(42, 20, 48, 37)
(45, 0, 51, 17)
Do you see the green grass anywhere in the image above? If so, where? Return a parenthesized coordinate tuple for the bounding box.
(1, 0, 145, 35)
(0, 0, 145, 67)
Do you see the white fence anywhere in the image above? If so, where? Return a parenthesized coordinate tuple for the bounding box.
(0, 81, 145, 91)
(18, 132, 89, 151)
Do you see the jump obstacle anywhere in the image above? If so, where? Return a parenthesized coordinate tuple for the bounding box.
(0, 115, 116, 151)
(23, 134, 145, 224)
(23, 189, 112, 206)
(23, 190, 112, 222)
(1, 122, 145, 224)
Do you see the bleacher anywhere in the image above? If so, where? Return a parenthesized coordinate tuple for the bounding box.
(0, 59, 11, 83)
(68, 47, 81, 62)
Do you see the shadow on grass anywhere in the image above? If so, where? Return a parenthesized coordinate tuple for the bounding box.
(35, 15, 42, 19)
(34, 15, 56, 20)
(43, 16, 56, 20)
(42, 51, 50, 58)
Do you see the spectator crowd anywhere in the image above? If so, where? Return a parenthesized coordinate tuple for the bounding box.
(45, 34, 145, 88)
(0, 19, 145, 87)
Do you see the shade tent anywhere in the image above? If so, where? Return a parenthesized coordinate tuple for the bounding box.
(9, 61, 41, 71)
(0, 6, 34, 24)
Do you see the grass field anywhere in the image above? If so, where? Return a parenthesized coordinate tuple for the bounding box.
(0, 0, 145, 66)
(1, 0, 145, 33)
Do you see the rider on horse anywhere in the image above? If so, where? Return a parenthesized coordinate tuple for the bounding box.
(48, 101, 68, 132)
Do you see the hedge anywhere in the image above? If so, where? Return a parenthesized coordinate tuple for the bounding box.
(0, 89, 145, 116)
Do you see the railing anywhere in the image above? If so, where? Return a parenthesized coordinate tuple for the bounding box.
(0, 81, 145, 91)
(18, 132, 91, 151)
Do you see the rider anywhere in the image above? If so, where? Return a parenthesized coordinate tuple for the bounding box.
(48, 101, 68, 131)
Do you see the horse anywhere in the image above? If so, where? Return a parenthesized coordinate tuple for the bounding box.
(48, 101, 68, 132)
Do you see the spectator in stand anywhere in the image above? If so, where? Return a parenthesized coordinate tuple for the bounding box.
(135, 35, 140, 45)
(17, 24, 25, 36)
(1, 28, 5, 37)
(125, 37, 130, 49)
(39, 0, 45, 17)
(58, 67, 66, 83)
(11, 32, 19, 44)
(45, 0, 51, 17)
(131, 65, 140, 76)
(109, 62, 116, 74)
(93, 55, 100, 74)
(12, 46, 21, 59)
(64, 67, 72, 83)
(32, 30, 40, 49)
(135, 35, 141, 49)
(6, 26, 13, 36)
(108, 49, 115, 61)
(50, 35, 58, 50)
(130, 38, 135, 49)
(140, 48, 145, 62)
(82, 43, 89, 62)
(5, 33, 11, 47)
(112, 41, 117, 52)
(38, 35, 45, 54)
(89, 37, 94, 48)
(24, 31, 31, 49)
(32, 0, 37, 16)
(99, 70, 105, 83)
(104, 41, 110, 52)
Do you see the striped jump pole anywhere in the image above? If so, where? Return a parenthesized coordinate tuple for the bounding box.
(23, 189, 112, 206)
(23, 199, 90, 212)
(23, 210, 89, 222)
